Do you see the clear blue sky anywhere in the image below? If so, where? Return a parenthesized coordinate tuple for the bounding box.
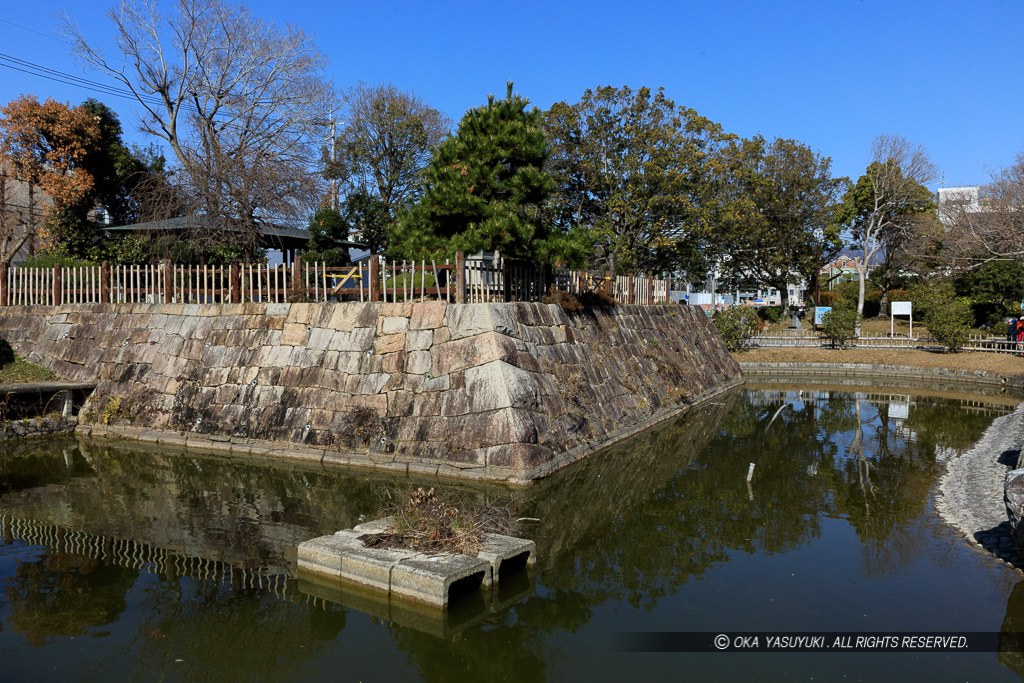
(1, 0, 1021, 188)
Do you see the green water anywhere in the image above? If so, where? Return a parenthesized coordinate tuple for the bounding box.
(1, 384, 1024, 681)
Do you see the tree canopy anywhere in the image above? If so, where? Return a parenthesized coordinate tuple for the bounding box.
(391, 83, 575, 264)
(0, 95, 100, 262)
(544, 85, 730, 275)
(713, 135, 846, 311)
(834, 135, 936, 320)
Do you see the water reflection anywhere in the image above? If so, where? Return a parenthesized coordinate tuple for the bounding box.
(0, 387, 1021, 681)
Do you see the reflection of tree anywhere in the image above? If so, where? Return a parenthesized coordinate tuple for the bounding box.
(3, 552, 135, 646)
(108, 580, 347, 682)
(901, 401, 995, 453)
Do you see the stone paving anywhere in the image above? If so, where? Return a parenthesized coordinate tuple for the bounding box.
(936, 402, 1024, 574)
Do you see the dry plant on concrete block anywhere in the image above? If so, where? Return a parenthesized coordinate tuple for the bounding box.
(361, 486, 527, 555)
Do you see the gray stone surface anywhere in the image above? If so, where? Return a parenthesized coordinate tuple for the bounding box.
(936, 402, 1024, 573)
(390, 553, 488, 608)
(476, 533, 536, 587)
(1007, 470, 1024, 551)
(337, 543, 419, 594)
(0, 300, 742, 481)
(352, 517, 393, 534)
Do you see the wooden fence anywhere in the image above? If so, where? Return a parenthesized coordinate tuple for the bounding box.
(0, 253, 676, 307)
(747, 331, 1024, 355)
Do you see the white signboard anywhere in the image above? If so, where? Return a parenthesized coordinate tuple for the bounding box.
(813, 307, 831, 326)
(892, 301, 912, 316)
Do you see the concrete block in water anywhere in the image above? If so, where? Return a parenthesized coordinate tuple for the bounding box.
(477, 533, 536, 588)
(337, 544, 419, 594)
(390, 553, 488, 608)
(296, 535, 355, 580)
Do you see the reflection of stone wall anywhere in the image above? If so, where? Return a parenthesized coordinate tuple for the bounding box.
(0, 301, 741, 481)
(0, 438, 382, 569)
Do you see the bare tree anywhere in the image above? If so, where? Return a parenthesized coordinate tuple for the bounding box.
(938, 152, 1024, 269)
(64, 0, 337, 254)
(835, 134, 937, 324)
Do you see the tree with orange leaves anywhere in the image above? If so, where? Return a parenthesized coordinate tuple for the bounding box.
(0, 95, 101, 262)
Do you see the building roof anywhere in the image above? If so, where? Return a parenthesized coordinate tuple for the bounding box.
(104, 216, 365, 250)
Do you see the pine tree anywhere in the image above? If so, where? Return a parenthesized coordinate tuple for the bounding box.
(392, 83, 566, 263)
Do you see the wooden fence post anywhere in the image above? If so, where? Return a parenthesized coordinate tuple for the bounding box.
(503, 259, 512, 302)
(605, 270, 612, 297)
(455, 251, 465, 304)
(52, 263, 62, 306)
(291, 258, 302, 299)
(0, 262, 7, 306)
(163, 259, 173, 304)
(647, 276, 654, 305)
(230, 262, 240, 303)
(369, 256, 381, 302)
(627, 273, 634, 305)
(100, 262, 110, 303)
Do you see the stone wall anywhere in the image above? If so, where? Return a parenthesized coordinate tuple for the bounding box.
(0, 301, 742, 482)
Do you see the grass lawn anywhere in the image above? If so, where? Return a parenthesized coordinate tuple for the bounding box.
(0, 355, 57, 384)
(735, 347, 1024, 378)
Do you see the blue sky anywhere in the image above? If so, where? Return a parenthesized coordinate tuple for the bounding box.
(1, 0, 1021, 188)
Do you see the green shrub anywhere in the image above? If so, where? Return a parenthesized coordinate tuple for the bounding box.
(992, 321, 1009, 338)
(714, 306, 761, 352)
(821, 308, 860, 348)
(925, 296, 974, 352)
(757, 306, 782, 323)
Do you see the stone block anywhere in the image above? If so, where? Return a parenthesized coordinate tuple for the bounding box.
(405, 329, 433, 351)
(447, 303, 518, 340)
(380, 302, 413, 318)
(432, 331, 519, 377)
(464, 361, 542, 412)
(286, 303, 314, 324)
(448, 409, 541, 450)
(374, 333, 405, 355)
(476, 533, 536, 587)
(410, 301, 447, 330)
(281, 323, 308, 346)
(380, 316, 410, 334)
(425, 374, 450, 391)
(306, 327, 335, 350)
(387, 391, 415, 417)
(328, 303, 378, 331)
(382, 351, 406, 373)
(328, 328, 376, 353)
(390, 554, 489, 608)
(407, 350, 432, 375)
(485, 443, 551, 469)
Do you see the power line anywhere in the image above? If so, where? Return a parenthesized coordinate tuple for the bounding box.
(0, 53, 169, 108)
(0, 18, 71, 45)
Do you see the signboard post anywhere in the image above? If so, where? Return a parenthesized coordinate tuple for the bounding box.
(891, 301, 913, 339)
(813, 306, 832, 329)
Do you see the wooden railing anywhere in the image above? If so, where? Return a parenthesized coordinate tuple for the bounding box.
(0, 253, 677, 307)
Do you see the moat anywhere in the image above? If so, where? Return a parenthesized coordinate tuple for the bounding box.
(2, 383, 1024, 681)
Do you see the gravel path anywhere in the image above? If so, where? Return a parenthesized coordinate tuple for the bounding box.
(936, 402, 1024, 573)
